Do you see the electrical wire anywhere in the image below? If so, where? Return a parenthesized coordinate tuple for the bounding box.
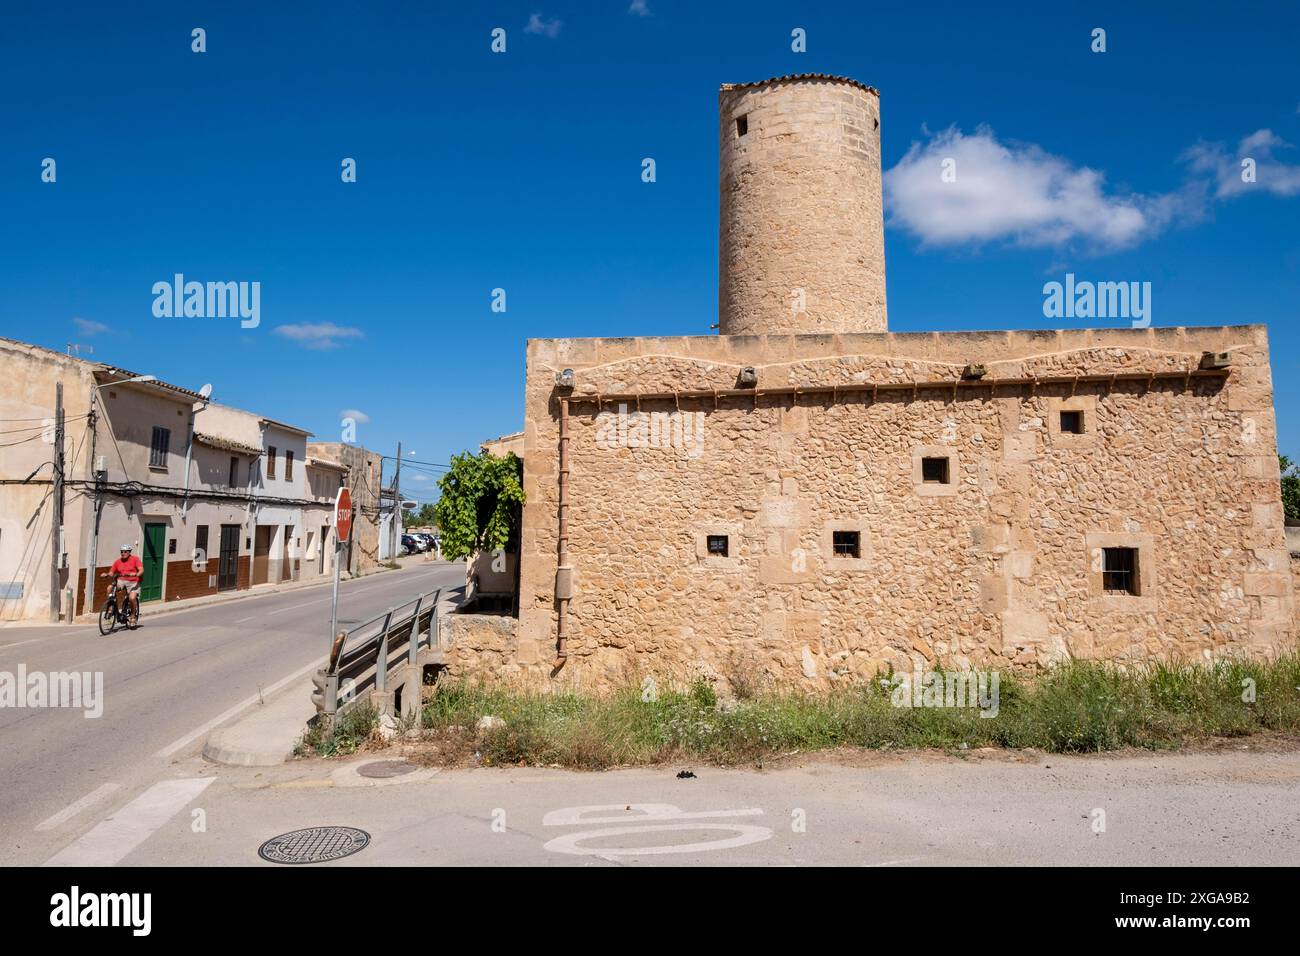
(0, 432, 51, 448)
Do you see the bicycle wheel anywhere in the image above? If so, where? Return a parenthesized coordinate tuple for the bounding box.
(98, 601, 116, 636)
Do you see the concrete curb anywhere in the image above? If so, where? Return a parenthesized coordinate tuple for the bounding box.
(202, 678, 319, 767)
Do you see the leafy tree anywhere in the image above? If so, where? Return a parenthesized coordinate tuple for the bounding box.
(433, 451, 525, 561)
(1281, 455, 1300, 525)
(408, 503, 439, 528)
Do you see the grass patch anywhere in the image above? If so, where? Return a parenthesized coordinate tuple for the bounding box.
(296, 704, 380, 758)
(403, 655, 1300, 769)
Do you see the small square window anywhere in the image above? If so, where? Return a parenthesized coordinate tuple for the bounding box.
(735, 114, 748, 137)
(1060, 410, 1084, 434)
(832, 531, 860, 558)
(1102, 547, 1139, 595)
(706, 534, 729, 557)
(921, 456, 950, 484)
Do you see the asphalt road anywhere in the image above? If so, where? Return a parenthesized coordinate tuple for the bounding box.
(8, 558, 1300, 868)
(0, 558, 465, 865)
(33, 746, 1300, 867)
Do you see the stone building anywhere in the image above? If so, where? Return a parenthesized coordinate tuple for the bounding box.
(307, 441, 385, 575)
(450, 75, 1296, 691)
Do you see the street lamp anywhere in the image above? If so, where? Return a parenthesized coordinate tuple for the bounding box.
(96, 374, 156, 389)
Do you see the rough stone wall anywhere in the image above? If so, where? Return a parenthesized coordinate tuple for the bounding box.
(498, 326, 1295, 693)
(441, 612, 521, 683)
(719, 76, 887, 336)
(307, 441, 383, 575)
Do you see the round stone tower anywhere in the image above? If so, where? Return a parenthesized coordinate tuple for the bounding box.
(718, 74, 887, 336)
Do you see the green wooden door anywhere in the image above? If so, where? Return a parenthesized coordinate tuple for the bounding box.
(141, 523, 165, 602)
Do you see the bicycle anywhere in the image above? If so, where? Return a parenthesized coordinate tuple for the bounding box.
(98, 580, 140, 635)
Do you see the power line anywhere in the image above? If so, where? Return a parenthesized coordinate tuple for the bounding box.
(0, 432, 51, 448)
(0, 414, 89, 436)
(380, 455, 449, 470)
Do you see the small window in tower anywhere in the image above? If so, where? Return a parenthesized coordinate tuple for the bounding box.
(832, 531, 860, 558)
(1060, 409, 1084, 435)
(706, 534, 729, 557)
(735, 114, 748, 137)
(921, 456, 950, 484)
(1102, 547, 1139, 595)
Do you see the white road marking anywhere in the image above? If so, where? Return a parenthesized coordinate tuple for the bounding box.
(0, 639, 40, 652)
(35, 782, 121, 832)
(544, 804, 763, 825)
(544, 823, 773, 856)
(153, 657, 324, 758)
(867, 856, 927, 867)
(43, 777, 214, 867)
(265, 600, 326, 616)
(542, 804, 772, 856)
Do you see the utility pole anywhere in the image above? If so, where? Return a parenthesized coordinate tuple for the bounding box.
(390, 442, 402, 559)
(49, 383, 65, 622)
(83, 384, 100, 618)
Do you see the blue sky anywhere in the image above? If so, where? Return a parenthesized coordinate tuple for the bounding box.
(3, 1, 1299, 500)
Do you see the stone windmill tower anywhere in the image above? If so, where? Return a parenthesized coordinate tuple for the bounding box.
(718, 74, 888, 336)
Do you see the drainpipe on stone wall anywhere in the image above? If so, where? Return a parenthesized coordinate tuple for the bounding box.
(553, 395, 573, 672)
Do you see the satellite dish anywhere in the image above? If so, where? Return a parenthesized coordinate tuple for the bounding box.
(198, 384, 213, 400)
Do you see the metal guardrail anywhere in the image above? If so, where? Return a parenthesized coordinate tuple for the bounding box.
(311, 587, 442, 716)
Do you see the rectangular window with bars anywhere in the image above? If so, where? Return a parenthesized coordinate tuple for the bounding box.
(149, 426, 170, 468)
(832, 530, 860, 558)
(1102, 547, 1139, 595)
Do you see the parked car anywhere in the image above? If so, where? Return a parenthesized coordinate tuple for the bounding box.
(413, 533, 436, 553)
(401, 534, 421, 555)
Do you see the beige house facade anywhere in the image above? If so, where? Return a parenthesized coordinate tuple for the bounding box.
(446, 75, 1297, 691)
(0, 337, 346, 622)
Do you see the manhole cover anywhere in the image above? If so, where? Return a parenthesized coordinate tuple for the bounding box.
(258, 826, 371, 864)
(357, 759, 418, 779)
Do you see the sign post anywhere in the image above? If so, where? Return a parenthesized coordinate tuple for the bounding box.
(329, 488, 353, 653)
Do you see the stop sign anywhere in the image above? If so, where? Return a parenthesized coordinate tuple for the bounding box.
(334, 488, 353, 543)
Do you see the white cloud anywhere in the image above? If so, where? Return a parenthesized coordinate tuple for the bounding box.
(628, 0, 651, 16)
(408, 473, 430, 483)
(883, 126, 1174, 251)
(273, 322, 364, 350)
(72, 316, 110, 336)
(525, 12, 562, 37)
(339, 408, 370, 423)
(885, 123, 1298, 254)
(1182, 129, 1300, 199)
